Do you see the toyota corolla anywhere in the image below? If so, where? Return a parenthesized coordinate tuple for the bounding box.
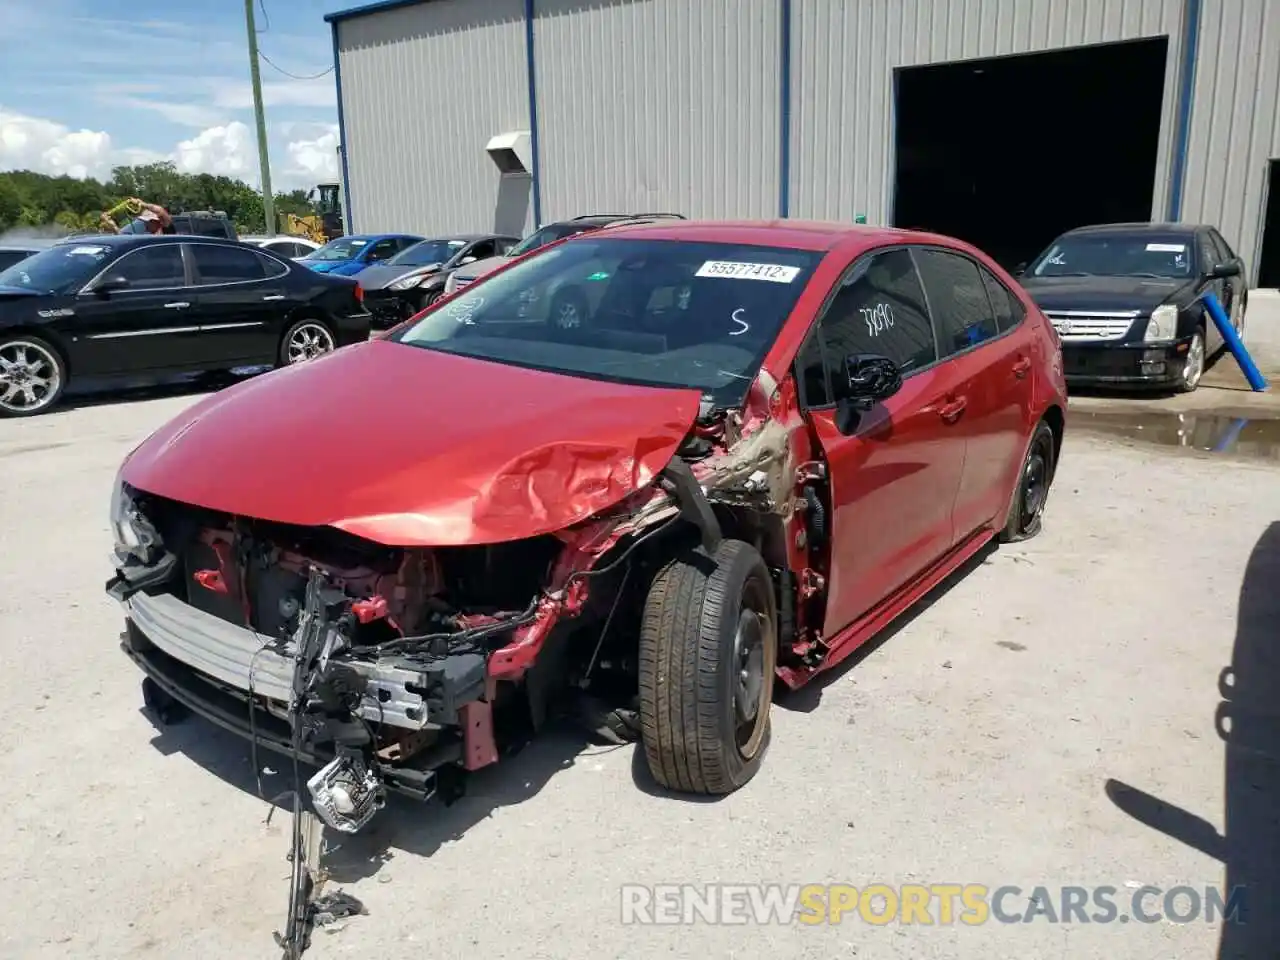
(108, 220, 1066, 837)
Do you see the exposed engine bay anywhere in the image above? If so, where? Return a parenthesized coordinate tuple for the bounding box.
(107, 375, 832, 956)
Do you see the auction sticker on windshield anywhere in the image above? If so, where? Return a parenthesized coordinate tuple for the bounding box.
(68, 246, 107, 256)
(696, 261, 801, 283)
(1146, 243, 1186, 253)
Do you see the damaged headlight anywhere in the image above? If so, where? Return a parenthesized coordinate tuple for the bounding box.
(389, 268, 437, 291)
(109, 470, 144, 552)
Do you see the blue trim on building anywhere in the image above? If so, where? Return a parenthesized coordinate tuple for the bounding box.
(1168, 0, 1202, 221)
(331, 21, 354, 231)
(324, 0, 431, 25)
(525, 0, 543, 228)
(778, 0, 792, 218)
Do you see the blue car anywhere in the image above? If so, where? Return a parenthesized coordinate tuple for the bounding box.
(297, 233, 425, 277)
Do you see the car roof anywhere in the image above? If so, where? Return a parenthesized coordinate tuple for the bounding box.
(50, 234, 247, 249)
(578, 218, 929, 252)
(1063, 221, 1207, 237)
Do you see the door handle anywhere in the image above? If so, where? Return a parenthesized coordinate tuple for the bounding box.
(937, 396, 967, 423)
(163, 301, 190, 309)
(262, 294, 285, 301)
(1012, 356, 1032, 378)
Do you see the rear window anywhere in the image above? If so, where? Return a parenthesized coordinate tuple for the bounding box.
(507, 223, 596, 257)
(392, 237, 825, 407)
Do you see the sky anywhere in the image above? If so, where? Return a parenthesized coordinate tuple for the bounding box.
(0, 0, 357, 192)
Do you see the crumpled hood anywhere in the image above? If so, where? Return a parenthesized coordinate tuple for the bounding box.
(1020, 275, 1192, 314)
(356, 262, 434, 290)
(120, 340, 703, 546)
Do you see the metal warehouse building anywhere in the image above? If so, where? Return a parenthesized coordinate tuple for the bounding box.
(326, 0, 1280, 286)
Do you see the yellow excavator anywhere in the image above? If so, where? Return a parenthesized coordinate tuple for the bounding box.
(278, 183, 345, 243)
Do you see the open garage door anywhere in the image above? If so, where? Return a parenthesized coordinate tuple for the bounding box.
(1258, 161, 1280, 289)
(892, 38, 1169, 272)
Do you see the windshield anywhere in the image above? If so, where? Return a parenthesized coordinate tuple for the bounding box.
(1028, 233, 1197, 279)
(390, 237, 825, 407)
(507, 223, 594, 258)
(390, 238, 467, 268)
(302, 237, 369, 261)
(0, 242, 115, 294)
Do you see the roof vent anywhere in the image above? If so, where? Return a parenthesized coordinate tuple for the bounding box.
(486, 131, 532, 175)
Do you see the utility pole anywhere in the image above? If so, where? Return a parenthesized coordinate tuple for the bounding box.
(245, 0, 275, 236)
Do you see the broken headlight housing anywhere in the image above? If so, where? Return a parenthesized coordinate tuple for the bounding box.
(1143, 304, 1179, 342)
(109, 471, 144, 553)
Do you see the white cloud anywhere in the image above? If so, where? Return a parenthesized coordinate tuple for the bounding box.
(0, 108, 338, 193)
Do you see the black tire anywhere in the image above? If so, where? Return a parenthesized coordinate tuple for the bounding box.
(638, 538, 778, 795)
(0, 333, 68, 418)
(278, 316, 337, 366)
(999, 419, 1057, 544)
(420, 289, 442, 310)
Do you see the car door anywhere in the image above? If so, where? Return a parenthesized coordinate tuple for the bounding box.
(794, 245, 966, 638)
(911, 246, 1036, 542)
(69, 243, 200, 374)
(186, 243, 289, 364)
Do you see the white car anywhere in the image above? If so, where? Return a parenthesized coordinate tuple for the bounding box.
(240, 235, 322, 259)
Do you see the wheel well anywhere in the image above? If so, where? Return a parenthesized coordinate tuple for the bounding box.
(0, 326, 73, 376)
(1042, 403, 1065, 467)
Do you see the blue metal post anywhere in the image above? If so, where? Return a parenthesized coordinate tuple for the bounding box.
(778, 0, 792, 218)
(524, 0, 543, 228)
(1200, 291, 1267, 391)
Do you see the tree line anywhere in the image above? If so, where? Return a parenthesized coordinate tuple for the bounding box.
(0, 162, 319, 235)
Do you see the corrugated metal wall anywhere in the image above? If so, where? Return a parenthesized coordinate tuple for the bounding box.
(1180, 0, 1280, 284)
(336, 0, 530, 235)
(789, 0, 1186, 225)
(532, 0, 782, 221)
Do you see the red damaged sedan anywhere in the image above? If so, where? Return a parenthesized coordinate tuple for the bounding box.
(108, 220, 1066, 831)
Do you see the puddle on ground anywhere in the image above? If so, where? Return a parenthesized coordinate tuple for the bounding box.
(1072, 410, 1280, 461)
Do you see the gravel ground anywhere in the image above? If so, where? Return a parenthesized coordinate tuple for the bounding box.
(1, 388, 1277, 960)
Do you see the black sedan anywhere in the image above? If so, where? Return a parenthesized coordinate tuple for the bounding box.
(358, 233, 519, 328)
(1017, 222, 1249, 392)
(0, 234, 371, 417)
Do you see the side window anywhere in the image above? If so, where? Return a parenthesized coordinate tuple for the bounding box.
(112, 245, 185, 289)
(189, 244, 267, 284)
(978, 267, 1024, 334)
(467, 240, 496, 261)
(913, 248, 999, 357)
(499, 238, 519, 255)
(1209, 230, 1234, 264)
(255, 250, 290, 278)
(795, 329, 831, 407)
(815, 248, 937, 382)
(366, 238, 399, 262)
(1196, 233, 1218, 271)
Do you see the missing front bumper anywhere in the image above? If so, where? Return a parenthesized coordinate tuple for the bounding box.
(122, 591, 484, 730)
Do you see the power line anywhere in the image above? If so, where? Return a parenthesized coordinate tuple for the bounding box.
(259, 49, 333, 81)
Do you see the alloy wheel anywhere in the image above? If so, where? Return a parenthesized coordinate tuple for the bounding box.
(0, 340, 61, 415)
(1182, 332, 1205, 390)
(286, 322, 336, 364)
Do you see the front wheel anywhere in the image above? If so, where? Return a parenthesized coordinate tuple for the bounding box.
(0, 335, 67, 418)
(999, 419, 1057, 543)
(279, 317, 337, 366)
(638, 538, 777, 795)
(1176, 328, 1206, 393)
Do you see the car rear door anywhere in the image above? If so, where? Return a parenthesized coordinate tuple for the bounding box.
(795, 245, 967, 639)
(911, 246, 1036, 542)
(69, 243, 201, 374)
(186, 243, 288, 365)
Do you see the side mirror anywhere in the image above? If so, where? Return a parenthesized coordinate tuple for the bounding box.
(1209, 261, 1241, 279)
(838, 354, 902, 407)
(88, 274, 131, 295)
(1013, 262, 1028, 277)
(457, 255, 477, 266)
